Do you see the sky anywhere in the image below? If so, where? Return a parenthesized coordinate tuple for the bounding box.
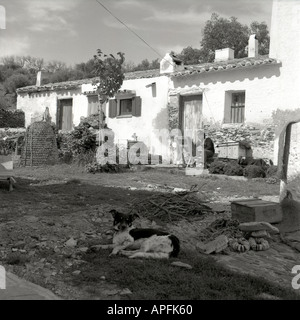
(0, 0, 273, 67)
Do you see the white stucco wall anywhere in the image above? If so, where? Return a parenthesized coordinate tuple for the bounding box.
(171, 64, 281, 126)
(105, 75, 170, 161)
(269, 0, 300, 112)
(17, 88, 90, 129)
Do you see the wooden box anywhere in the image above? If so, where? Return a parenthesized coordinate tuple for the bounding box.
(217, 141, 252, 159)
(231, 198, 282, 223)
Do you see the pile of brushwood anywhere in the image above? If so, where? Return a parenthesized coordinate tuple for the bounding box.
(128, 192, 212, 222)
(198, 218, 242, 243)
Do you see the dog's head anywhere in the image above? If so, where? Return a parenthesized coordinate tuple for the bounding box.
(109, 209, 139, 231)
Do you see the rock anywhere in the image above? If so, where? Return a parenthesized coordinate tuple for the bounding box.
(65, 237, 77, 247)
(119, 288, 133, 295)
(103, 289, 120, 296)
(14, 241, 26, 249)
(239, 222, 279, 234)
(197, 235, 228, 254)
(173, 188, 188, 194)
(72, 270, 81, 275)
(257, 293, 282, 300)
(85, 230, 95, 236)
(171, 261, 193, 269)
(100, 276, 106, 280)
(250, 230, 270, 238)
(26, 216, 39, 223)
(78, 247, 88, 253)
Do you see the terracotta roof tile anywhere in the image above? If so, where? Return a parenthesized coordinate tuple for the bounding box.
(16, 69, 162, 93)
(16, 56, 280, 94)
(172, 56, 280, 77)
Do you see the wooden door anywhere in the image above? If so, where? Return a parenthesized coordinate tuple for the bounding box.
(180, 95, 203, 156)
(58, 99, 73, 131)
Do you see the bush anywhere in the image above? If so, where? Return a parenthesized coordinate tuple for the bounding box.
(85, 162, 120, 173)
(208, 160, 226, 174)
(243, 165, 266, 178)
(56, 123, 97, 164)
(266, 165, 278, 178)
(224, 162, 244, 176)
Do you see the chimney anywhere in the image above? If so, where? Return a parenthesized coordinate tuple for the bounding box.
(214, 48, 234, 62)
(248, 34, 258, 58)
(36, 70, 52, 86)
(160, 53, 183, 74)
(36, 71, 42, 86)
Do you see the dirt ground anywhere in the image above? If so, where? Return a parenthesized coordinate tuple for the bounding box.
(0, 165, 299, 299)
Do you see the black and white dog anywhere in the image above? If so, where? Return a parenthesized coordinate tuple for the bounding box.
(91, 209, 180, 259)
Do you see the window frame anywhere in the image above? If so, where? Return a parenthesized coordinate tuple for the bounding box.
(117, 98, 133, 117)
(230, 91, 245, 124)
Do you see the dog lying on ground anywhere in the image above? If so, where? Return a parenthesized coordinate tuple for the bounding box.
(90, 209, 180, 259)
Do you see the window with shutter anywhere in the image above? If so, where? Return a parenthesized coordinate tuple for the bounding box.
(132, 96, 142, 117)
(109, 99, 117, 118)
(109, 94, 142, 118)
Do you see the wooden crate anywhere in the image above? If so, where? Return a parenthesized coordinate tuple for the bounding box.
(217, 141, 251, 159)
(231, 199, 282, 223)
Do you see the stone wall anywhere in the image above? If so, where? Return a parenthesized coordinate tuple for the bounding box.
(204, 124, 276, 161)
(168, 94, 180, 130)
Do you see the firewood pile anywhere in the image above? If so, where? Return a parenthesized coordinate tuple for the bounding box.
(128, 192, 213, 221)
(198, 218, 242, 243)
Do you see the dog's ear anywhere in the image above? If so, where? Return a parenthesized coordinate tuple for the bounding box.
(109, 209, 118, 218)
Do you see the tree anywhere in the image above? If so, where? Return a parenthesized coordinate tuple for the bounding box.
(178, 46, 203, 65)
(92, 50, 125, 127)
(200, 13, 249, 62)
(250, 21, 270, 55)
(75, 59, 96, 78)
(93, 50, 125, 99)
(4, 73, 32, 94)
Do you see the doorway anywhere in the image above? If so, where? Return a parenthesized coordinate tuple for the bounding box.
(57, 99, 73, 131)
(179, 95, 203, 156)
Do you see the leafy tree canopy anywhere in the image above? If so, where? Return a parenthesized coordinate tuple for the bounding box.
(93, 50, 125, 100)
(176, 14, 270, 64)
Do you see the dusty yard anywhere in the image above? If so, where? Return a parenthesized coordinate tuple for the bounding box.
(0, 165, 299, 300)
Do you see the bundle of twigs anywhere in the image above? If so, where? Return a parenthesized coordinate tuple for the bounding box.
(198, 218, 242, 243)
(128, 192, 213, 221)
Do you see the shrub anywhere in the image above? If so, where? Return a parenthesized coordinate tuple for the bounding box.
(224, 162, 244, 176)
(208, 160, 226, 174)
(266, 165, 278, 178)
(85, 162, 120, 173)
(243, 165, 266, 178)
(56, 123, 97, 164)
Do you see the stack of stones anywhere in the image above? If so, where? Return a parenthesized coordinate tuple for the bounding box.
(20, 121, 59, 166)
